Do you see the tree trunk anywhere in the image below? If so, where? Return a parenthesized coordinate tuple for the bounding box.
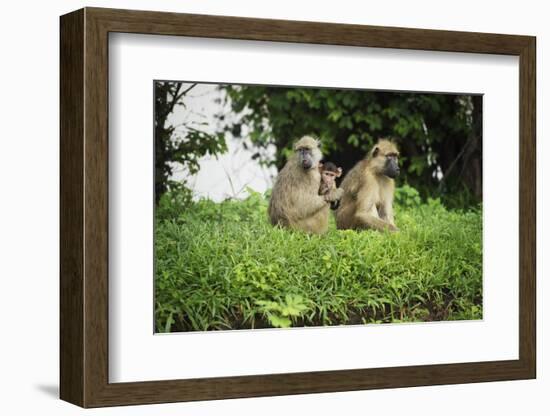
(461, 95, 483, 199)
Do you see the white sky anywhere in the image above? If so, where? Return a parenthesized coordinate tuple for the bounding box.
(166, 83, 277, 201)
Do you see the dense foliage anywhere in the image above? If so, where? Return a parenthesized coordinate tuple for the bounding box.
(223, 86, 482, 206)
(155, 188, 482, 332)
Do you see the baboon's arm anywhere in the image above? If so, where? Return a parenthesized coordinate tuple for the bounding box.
(380, 199, 396, 226)
(355, 212, 396, 231)
(325, 187, 344, 202)
(295, 187, 342, 219)
(355, 186, 397, 231)
(376, 195, 395, 224)
(291, 193, 329, 221)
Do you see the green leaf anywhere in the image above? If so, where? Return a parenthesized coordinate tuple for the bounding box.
(268, 315, 292, 328)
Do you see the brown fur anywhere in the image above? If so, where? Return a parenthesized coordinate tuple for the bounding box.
(269, 136, 342, 234)
(319, 162, 343, 211)
(335, 139, 399, 232)
(318, 162, 342, 196)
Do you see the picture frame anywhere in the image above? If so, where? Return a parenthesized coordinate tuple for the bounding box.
(60, 7, 536, 408)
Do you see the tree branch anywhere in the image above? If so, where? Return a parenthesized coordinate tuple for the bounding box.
(437, 134, 478, 193)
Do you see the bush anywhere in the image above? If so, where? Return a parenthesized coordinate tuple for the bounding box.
(155, 187, 482, 332)
(394, 184, 422, 208)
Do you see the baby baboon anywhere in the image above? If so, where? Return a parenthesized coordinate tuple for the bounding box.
(269, 136, 342, 234)
(318, 161, 343, 210)
(336, 139, 400, 232)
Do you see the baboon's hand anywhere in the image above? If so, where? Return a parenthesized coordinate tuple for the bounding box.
(324, 188, 343, 202)
(387, 223, 399, 232)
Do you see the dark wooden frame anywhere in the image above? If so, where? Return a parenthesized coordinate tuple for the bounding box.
(60, 7, 536, 408)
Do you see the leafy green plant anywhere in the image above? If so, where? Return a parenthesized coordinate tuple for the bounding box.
(395, 184, 422, 208)
(256, 295, 309, 328)
(222, 86, 482, 205)
(155, 187, 482, 332)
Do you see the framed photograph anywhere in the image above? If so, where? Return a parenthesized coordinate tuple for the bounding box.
(60, 7, 536, 408)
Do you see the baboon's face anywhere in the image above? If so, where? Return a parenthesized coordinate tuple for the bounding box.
(321, 170, 337, 188)
(297, 146, 321, 170)
(371, 141, 400, 179)
(293, 136, 323, 171)
(319, 164, 342, 188)
(383, 153, 400, 179)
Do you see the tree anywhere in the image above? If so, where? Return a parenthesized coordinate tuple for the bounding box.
(222, 86, 482, 205)
(154, 82, 227, 204)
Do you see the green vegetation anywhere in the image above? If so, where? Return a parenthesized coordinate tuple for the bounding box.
(155, 187, 482, 332)
(223, 86, 482, 206)
(153, 81, 483, 208)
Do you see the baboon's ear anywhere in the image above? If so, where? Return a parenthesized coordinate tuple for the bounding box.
(336, 167, 343, 177)
(372, 146, 379, 158)
(318, 162, 324, 171)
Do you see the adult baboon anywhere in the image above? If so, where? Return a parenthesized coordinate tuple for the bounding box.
(335, 139, 400, 232)
(269, 136, 342, 234)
